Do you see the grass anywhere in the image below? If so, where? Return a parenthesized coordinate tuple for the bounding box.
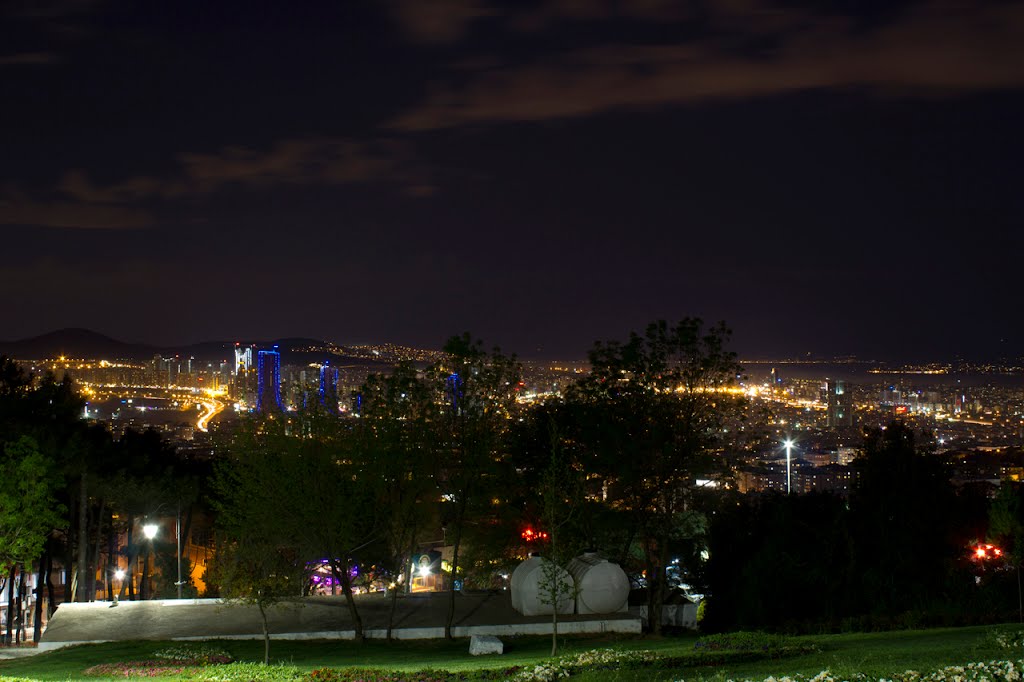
(1, 624, 1021, 681)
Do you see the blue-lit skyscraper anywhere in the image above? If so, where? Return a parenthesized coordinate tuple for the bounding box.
(256, 349, 283, 413)
(319, 362, 339, 410)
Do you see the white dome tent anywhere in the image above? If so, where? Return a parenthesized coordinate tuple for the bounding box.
(509, 555, 574, 616)
(566, 552, 630, 615)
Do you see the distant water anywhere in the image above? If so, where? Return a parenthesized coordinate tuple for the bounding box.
(741, 362, 1024, 389)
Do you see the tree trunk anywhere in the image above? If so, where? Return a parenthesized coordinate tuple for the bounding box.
(258, 602, 270, 665)
(34, 548, 46, 643)
(45, 550, 55, 619)
(1018, 562, 1022, 624)
(334, 560, 364, 641)
(106, 511, 116, 600)
(550, 537, 559, 656)
(140, 545, 150, 600)
(550, 606, 559, 655)
(124, 518, 135, 600)
(76, 473, 88, 602)
(15, 563, 26, 644)
(180, 504, 194, 596)
(387, 579, 400, 641)
(5, 565, 15, 644)
(646, 536, 670, 636)
(89, 499, 105, 602)
(445, 528, 462, 640)
(62, 543, 73, 605)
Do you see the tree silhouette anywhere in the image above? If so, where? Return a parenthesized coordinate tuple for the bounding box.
(565, 319, 742, 633)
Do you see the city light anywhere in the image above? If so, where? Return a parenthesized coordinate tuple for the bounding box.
(784, 438, 795, 495)
(521, 528, 549, 543)
(143, 523, 158, 540)
(971, 543, 1003, 560)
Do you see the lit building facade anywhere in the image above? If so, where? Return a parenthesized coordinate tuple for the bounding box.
(256, 349, 283, 413)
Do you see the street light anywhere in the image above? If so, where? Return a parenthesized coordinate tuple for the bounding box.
(111, 568, 126, 607)
(784, 438, 795, 494)
(142, 524, 158, 540)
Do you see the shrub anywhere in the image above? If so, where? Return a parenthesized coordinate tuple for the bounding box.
(154, 643, 234, 665)
(990, 629, 1024, 651)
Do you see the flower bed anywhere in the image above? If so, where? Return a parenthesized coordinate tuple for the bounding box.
(674, 658, 1024, 682)
(82, 643, 234, 678)
(82, 660, 199, 678)
(153, 644, 233, 665)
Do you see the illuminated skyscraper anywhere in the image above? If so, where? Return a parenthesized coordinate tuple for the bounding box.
(234, 344, 253, 376)
(319, 362, 339, 410)
(256, 349, 283, 413)
(825, 379, 853, 429)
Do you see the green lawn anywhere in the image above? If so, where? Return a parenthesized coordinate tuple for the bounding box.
(1, 624, 1021, 682)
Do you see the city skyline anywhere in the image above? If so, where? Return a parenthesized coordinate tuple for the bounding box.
(2, 1, 1021, 361)
(2, 325, 1022, 365)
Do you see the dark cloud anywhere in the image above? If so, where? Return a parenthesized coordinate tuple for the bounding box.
(390, 0, 495, 44)
(56, 137, 430, 210)
(0, 51, 60, 66)
(393, 1, 1024, 130)
(1, 0, 106, 20)
(178, 138, 408, 191)
(0, 190, 152, 229)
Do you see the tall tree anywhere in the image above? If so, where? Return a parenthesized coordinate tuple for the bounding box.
(849, 422, 957, 618)
(210, 534, 301, 665)
(565, 318, 742, 633)
(214, 409, 379, 640)
(0, 437, 63, 582)
(357, 364, 439, 639)
(537, 420, 582, 656)
(989, 481, 1024, 622)
(431, 334, 521, 639)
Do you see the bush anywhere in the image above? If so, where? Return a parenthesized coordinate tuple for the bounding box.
(154, 643, 234, 664)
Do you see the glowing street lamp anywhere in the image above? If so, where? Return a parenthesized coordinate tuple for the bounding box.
(142, 523, 158, 540)
(111, 568, 126, 607)
(784, 438, 795, 495)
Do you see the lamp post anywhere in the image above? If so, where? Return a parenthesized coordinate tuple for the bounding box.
(784, 438, 794, 494)
(111, 568, 125, 607)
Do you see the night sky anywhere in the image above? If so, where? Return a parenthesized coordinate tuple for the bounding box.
(2, 0, 1021, 361)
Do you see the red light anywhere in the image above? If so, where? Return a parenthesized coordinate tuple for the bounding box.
(521, 528, 549, 543)
(971, 543, 1003, 561)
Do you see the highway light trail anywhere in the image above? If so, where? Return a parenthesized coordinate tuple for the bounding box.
(196, 398, 225, 432)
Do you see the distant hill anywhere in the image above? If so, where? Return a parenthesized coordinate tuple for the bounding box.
(0, 328, 159, 361)
(0, 329, 400, 366)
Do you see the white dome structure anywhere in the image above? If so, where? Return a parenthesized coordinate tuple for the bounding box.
(510, 556, 574, 616)
(567, 552, 630, 615)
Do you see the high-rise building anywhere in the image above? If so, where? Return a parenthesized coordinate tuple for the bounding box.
(256, 349, 283, 413)
(234, 344, 253, 376)
(319, 362, 339, 410)
(825, 378, 854, 429)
